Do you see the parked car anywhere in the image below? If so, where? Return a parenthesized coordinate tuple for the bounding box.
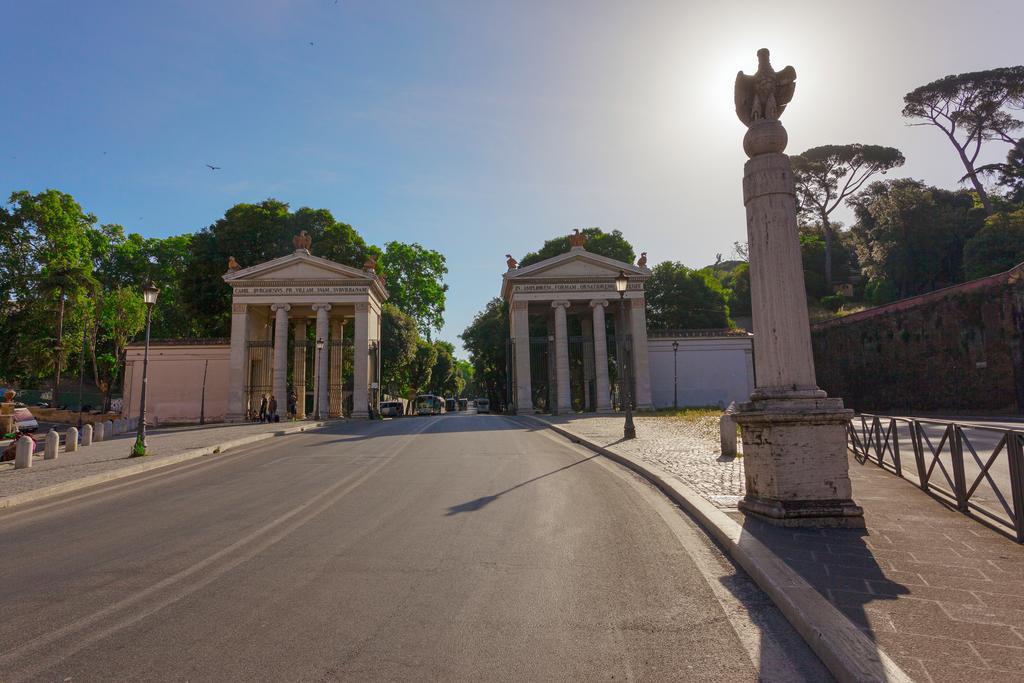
(380, 401, 404, 417)
(476, 398, 490, 414)
(14, 407, 38, 433)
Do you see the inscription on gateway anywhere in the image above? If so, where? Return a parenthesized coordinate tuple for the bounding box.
(512, 283, 641, 293)
(234, 285, 369, 296)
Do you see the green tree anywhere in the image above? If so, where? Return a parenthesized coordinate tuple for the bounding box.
(849, 179, 973, 298)
(963, 209, 1024, 279)
(459, 298, 509, 409)
(519, 228, 635, 267)
(91, 287, 147, 409)
(380, 303, 419, 397)
(976, 139, 1024, 205)
(645, 262, 732, 329)
(428, 341, 457, 396)
(378, 241, 448, 338)
(5, 190, 98, 395)
(902, 67, 1024, 214)
(718, 262, 751, 319)
(791, 144, 905, 288)
(182, 200, 378, 336)
(407, 339, 438, 399)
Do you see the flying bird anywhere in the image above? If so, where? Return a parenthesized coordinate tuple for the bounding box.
(206, 164, 221, 170)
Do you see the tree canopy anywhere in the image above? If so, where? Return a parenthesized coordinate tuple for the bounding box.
(644, 262, 732, 330)
(459, 297, 509, 409)
(963, 209, 1024, 279)
(792, 144, 905, 288)
(902, 66, 1024, 214)
(519, 227, 635, 267)
(379, 241, 448, 338)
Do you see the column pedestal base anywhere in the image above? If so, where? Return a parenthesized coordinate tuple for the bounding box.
(733, 395, 864, 529)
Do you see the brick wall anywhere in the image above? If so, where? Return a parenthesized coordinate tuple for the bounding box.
(810, 265, 1024, 414)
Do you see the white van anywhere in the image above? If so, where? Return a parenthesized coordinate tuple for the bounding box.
(476, 398, 490, 414)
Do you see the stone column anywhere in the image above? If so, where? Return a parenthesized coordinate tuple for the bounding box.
(629, 298, 653, 410)
(730, 49, 862, 528)
(227, 303, 249, 421)
(512, 301, 532, 414)
(590, 300, 612, 412)
(581, 310, 593, 411)
(271, 303, 291, 418)
(352, 303, 370, 419)
(313, 304, 331, 419)
(329, 318, 346, 417)
(552, 301, 571, 414)
(293, 320, 307, 418)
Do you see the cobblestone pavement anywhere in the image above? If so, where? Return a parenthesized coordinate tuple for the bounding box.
(543, 413, 1024, 681)
(0, 421, 319, 501)
(541, 414, 745, 506)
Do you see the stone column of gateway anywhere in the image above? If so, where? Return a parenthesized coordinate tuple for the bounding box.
(629, 297, 653, 409)
(552, 301, 571, 414)
(351, 303, 371, 419)
(313, 303, 332, 419)
(511, 300, 532, 414)
(730, 49, 863, 527)
(589, 299, 612, 412)
(329, 318, 346, 417)
(271, 303, 291, 416)
(293, 319, 307, 418)
(226, 303, 250, 421)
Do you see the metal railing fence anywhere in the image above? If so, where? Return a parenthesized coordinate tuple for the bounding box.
(848, 414, 1024, 542)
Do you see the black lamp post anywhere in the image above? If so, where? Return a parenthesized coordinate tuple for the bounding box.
(313, 337, 325, 420)
(131, 281, 159, 457)
(614, 270, 636, 440)
(672, 340, 679, 410)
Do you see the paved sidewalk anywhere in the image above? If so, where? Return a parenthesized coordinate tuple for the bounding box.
(542, 414, 1024, 682)
(0, 421, 322, 505)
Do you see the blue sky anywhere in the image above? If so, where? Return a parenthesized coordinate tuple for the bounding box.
(3, 0, 1023, 353)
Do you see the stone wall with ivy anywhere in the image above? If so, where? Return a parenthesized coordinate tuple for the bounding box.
(810, 264, 1024, 414)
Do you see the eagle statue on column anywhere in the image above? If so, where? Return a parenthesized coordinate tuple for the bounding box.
(734, 48, 796, 126)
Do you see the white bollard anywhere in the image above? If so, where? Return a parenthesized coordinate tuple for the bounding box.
(14, 436, 33, 469)
(720, 402, 738, 457)
(67, 427, 79, 452)
(111, 419, 121, 435)
(82, 423, 93, 446)
(44, 429, 59, 460)
(94, 422, 106, 442)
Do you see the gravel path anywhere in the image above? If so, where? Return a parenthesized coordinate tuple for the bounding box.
(541, 413, 745, 507)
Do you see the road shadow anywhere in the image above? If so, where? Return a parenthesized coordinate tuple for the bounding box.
(446, 454, 599, 515)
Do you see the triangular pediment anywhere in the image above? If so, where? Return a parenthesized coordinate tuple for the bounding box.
(224, 250, 372, 283)
(506, 248, 648, 280)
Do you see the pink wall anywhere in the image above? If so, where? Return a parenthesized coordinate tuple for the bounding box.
(122, 343, 230, 425)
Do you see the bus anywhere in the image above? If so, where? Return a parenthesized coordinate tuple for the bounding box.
(415, 394, 443, 415)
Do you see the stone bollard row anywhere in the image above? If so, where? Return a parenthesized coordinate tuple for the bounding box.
(67, 426, 79, 452)
(82, 423, 93, 446)
(44, 429, 59, 460)
(14, 436, 34, 469)
(94, 422, 106, 442)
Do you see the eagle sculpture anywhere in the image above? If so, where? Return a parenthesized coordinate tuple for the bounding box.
(292, 231, 312, 252)
(734, 49, 796, 127)
(506, 254, 518, 270)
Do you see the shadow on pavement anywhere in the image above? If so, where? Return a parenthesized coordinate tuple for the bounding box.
(731, 517, 909, 680)
(446, 454, 599, 515)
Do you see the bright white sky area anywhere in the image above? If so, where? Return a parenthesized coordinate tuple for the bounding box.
(2, 0, 1022, 353)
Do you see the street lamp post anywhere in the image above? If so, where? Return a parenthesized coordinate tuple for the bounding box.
(672, 340, 679, 410)
(131, 281, 159, 457)
(614, 270, 636, 440)
(313, 337, 325, 420)
(77, 322, 88, 430)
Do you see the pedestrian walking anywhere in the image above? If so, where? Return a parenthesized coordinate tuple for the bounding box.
(288, 391, 297, 418)
(268, 395, 278, 423)
(259, 394, 268, 423)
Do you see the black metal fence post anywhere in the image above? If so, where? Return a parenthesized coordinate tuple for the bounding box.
(1007, 431, 1024, 543)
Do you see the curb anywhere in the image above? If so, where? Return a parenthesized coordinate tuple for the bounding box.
(522, 415, 912, 683)
(0, 422, 327, 512)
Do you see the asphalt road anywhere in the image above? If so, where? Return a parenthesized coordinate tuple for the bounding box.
(0, 415, 828, 682)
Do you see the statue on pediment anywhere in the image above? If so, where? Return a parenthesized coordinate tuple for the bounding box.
(568, 229, 587, 249)
(506, 254, 518, 270)
(293, 231, 312, 252)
